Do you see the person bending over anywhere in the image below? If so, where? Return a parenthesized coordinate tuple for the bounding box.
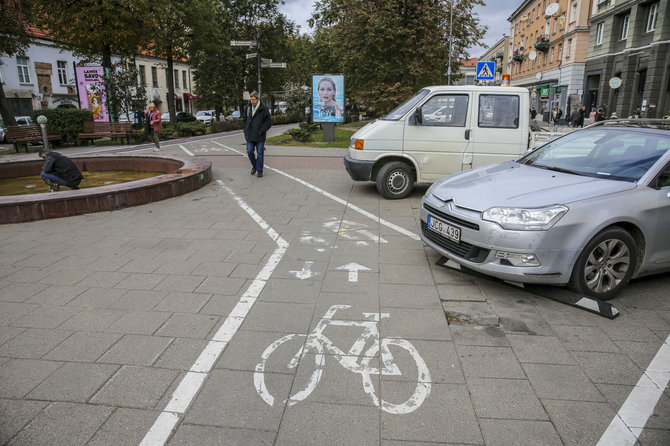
(39, 150, 83, 191)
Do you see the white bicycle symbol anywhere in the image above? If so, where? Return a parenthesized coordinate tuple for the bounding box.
(253, 305, 431, 414)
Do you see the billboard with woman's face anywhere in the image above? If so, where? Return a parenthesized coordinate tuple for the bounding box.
(313, 74, 344, 123)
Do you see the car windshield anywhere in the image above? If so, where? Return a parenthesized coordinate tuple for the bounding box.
(380, 89, 430, 121)
(519, 127, 670, 182)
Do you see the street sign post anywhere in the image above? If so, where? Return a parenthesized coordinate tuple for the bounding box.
(230, 40, 256, 47)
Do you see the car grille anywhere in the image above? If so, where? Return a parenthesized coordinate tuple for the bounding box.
(423, 204, 479, 230)
(421, 222, 489, 263)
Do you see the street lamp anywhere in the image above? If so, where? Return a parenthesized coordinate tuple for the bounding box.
(447, 0, 454, 85)
(37, 115, 49, 151)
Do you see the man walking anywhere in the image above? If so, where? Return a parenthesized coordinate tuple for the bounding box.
(243, 91, 272, 178)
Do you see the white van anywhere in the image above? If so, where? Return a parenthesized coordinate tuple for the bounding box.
(344, 86, 534, 199)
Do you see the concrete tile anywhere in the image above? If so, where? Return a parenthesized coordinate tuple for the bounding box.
(44, 331, 121, 362)
(199, 294, 240, 316)
(0, 326, 25, 346)
(0, 398, 48, 445)
(277, 401, 379, 445)
(153, 337, 209, 370)
(552, 325, 620, 352)
(39, 269, 92, 286)
(542, 399, 616, 446)
(0, 328, 72, 359)
(0, 282, 48, 302)
(195, 276, 246, 295)
(380, 264, 434, 285)
(189, 261, 236, 277)
(58, 308, 125, 331)
(506, 333, 574, 364)
(321, 270, 379, 295)
(26, 362, 119, 402)
(456, 346, 526, 379)
(184, 369, 292, 430)
(258, 278, 322, 304)
(467, 377, 547, 420)
(380, 307, 451, 341)
(154, 291, 212, 313)
(437, 283, 486, 301)
(6, 402, 113, 446)
(523, 363, 605, 402)
(450, 325, 509, 347)
(169, 423, 275, 446)
(105, 311, 171, 335)
(87, 408, 161, 446)
(216, 329, 301, 373)
(114, 273, 167, 290)
(25, 284, 87, 305)
(155, 259, 202, 275)
(10, 304, 81, 329)
(378, 284, 441, 310)
(314, 292, 380, 316)
(66, 287, 127, 308)
(239, 301, 315, 333)
(154, 275, 206, 293)
(117, 258, 165, 273)
(571, 350, 643, 385)
(0, 302, 39, 325)
(155, 313, 220, 339)
(479, 419, 562, 446)
(98, 334, 172, 366)
(108, 289, 167, 311)
(0, 359, 62, 398)
(381, 383, 482, 444)
(91, 365, 178, 409)
(396, 339, 464, 384)
(75, 271, 128, 288)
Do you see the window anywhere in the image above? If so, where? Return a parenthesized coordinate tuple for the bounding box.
(420, 95, 469, 127)
(479, 94, 520, 129)
(174, 69, 179, 88)
(621, 15, 630, 40)
(17, 56, 30, 83)
(559, 14, 565, 30)
(139, 65, 146, 86)
(553, 17, 557, 33)
(57, 61, 67, 85)
(596, 22, 604, 45)
(570, 2, 577, 23)
(558, 44, 563, 61)
(151, 66, 158, 87)
(567, 39, 572, 57)
(182, 70, 187, 89)
(646, 3, 658, 32)
(550, 47, 554, 63)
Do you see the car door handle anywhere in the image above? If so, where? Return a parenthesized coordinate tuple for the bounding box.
(465, 129, 470, 140)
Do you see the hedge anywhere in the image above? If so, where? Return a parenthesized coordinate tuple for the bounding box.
(29, 108, 93, 145)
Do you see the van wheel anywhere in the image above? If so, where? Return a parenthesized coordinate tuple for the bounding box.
(376, 161, 414, 199)
(568, 227, 637, 300)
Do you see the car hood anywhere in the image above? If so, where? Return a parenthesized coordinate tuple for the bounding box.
(431, 161, 637, 211)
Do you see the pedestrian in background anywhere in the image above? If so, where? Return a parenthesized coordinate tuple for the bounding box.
(596, 108, 606, 122)
(144, 102, 162, 152)
(579, 105, 586, 127)
(38, 150, 83, 192)
(570, 107, 583, 128)
(589, 108, 597, 124)
(243, 91, 272, 178)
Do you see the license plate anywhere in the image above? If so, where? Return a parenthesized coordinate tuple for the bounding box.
(427, 215, 461, 242)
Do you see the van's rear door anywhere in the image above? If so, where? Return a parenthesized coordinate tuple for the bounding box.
(403, 93, 472, 181)
(469, 93, 527, 168)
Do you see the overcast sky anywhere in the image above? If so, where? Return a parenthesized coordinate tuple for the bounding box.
(280, 0, 521, 58)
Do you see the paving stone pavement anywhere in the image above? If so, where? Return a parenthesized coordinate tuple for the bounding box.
(0, 128, 669, 445)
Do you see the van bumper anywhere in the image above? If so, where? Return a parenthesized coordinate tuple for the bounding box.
(344, 154, 374, 181)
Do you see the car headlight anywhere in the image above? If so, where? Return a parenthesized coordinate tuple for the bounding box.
(482, 205, 568, 230)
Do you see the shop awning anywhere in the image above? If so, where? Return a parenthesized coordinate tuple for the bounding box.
(183, 92, 196, 100)
(166, 92, 178, 100)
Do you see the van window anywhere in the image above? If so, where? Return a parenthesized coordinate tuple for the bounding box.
(420, 95, 468, 127)
(382, 89, 430, 121)
(479, 95, 520, 129)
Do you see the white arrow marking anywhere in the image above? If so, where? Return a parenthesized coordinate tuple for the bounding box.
(289, 261, 320, 280)
(336, 263, 371, 282)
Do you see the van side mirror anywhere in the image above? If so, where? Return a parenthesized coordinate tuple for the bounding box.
(414, 107, 423, 125)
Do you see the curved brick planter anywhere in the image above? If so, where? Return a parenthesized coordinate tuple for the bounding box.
(0, 155, 212, 224)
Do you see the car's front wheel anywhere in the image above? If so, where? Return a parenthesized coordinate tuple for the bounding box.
(376, 161, 414, 199)
(568, 227, 637, 300)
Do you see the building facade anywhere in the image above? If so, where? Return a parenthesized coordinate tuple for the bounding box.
(584, 0, 669, 118)
(508, 0, 591, 121)
(134, 56, 196, 114)
(454, 58, 479, 85)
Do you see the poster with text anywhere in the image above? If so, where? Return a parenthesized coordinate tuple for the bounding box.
(312, 74, 345, 123)
(76, 66, 109, 122)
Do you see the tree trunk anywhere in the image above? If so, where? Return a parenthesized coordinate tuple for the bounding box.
(102, 42, 116, 121)
(167, 46, 175, 123)
(0, 83, 18, 127)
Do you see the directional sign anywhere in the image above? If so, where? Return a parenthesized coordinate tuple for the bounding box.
(262, 62, 287, 68)
(246, 53, 257, 59)
(336, 263, 371, 282)
(476, 61, 495, 80)
(261, 58, 272, 64)
(230, 40, 256, 47)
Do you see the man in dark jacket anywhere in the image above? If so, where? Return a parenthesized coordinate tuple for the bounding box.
(243, 91, 272, 178)
(39, 150, 83, 191)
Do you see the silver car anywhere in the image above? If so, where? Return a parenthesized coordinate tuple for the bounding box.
(420, 119, 670, 300)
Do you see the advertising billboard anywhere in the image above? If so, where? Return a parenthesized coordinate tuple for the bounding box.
(312, 74, 345, 123)
(75, 66, 109, 122)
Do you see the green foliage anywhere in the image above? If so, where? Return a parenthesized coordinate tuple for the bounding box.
(211, 120, 244, 133)
(311, 0, 487, 115)
(271, 113, 302, 125)
(288, 122, 319, 142)
(103, 61, 147, 122)
(29, 108, 93, 144)
(174, 121, 207, 137)
(0, 0, 35, 57)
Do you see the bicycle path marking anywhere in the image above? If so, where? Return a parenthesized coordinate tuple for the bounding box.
(139, 180, 288, 446)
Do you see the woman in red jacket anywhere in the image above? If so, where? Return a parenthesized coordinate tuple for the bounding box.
(144, 102, 162, 152)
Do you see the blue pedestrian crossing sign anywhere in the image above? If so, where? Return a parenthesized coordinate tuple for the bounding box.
(476, 61, 495, 80)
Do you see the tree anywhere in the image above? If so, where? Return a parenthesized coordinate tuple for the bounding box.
(311, 0, 486, 115)
(103, 60, 147, 125)
(0, 0, 35, 126)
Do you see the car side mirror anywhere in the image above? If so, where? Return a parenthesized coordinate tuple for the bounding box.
(414, 107, 423, 125)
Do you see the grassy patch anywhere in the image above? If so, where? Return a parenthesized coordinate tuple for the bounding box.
(267, 120, 373, 148)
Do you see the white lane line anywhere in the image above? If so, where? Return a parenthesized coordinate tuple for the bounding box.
(178, 144, 194, 156)
(139, 180, 288, 446)
(597, 333, 670, 446)
(210, 140, 420, 241)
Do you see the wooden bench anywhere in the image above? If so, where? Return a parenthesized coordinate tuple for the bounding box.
(6, 125, 61, 153)
(77, 121, 133, 145)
